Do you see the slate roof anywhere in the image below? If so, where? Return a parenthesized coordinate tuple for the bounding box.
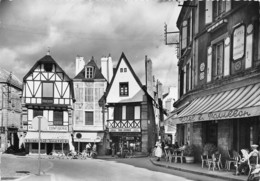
(73, 57, 105, 80)
(0, 67, 22, 89)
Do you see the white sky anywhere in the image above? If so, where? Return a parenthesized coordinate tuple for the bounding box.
(0, 0, 181, 93)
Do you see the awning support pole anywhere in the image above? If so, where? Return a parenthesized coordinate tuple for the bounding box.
(62, 142, 64, 154)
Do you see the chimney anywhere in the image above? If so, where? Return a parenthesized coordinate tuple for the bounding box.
(75, 56, 85, 76)
(101, 54, 113, 83)
(145, 56, 153, 98)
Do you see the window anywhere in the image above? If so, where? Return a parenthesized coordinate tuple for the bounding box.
(53, 110, 63, 125)
(86, 67, 94, 78)
(114, 106, 122, 120)
(126, 106, 134, 120)
(213, 42, 224, 78)
(32, 143, 45, 149)
(120, 68, 123, 72)
(85, 111, 93, 125)
(119, 82, 128, 96)
(213, 0, 226, 19)
(42, 82, 53, 98)
(85, 88, 93, 102)
(124, 68, 127, 72)
(33, 110, 43, 118)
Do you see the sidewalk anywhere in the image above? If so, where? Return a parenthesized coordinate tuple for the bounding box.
(149, 157, 248, 181)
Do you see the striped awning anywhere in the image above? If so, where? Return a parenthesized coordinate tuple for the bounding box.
(25, 132, 70, 143)
(166, 83, 260, 125)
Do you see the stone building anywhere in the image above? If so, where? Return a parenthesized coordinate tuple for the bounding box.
(73, 56, 107, 155)
(165, 1, 260, 162)
(0, 67, 22, 151)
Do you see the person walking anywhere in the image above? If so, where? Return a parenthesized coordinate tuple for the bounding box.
(155, 139, 163, 161)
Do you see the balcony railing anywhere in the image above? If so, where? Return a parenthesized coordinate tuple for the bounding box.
(107, 120, 141, 129)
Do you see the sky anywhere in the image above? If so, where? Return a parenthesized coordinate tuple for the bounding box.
(0, 0, 181, 94)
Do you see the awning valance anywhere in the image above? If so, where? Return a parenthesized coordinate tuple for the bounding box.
(74, 132, 104, 142)
(167, 83, 260, 125)
(25, 132, 70, 143)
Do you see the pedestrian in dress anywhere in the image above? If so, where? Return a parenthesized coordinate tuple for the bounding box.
(155, 139, 163, 161)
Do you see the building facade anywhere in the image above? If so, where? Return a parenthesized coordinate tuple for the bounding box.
(105, 53, 158, 154)
(0, 68, 22, 152)
(22, 53, 75, 155)
(73, 57, 107, 155)
(166, 1, 260, 162)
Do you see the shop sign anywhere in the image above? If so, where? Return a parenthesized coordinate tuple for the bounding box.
(171, 109, 252, 124)
(25, 139, 68, 143)
(28, 125, 68, 131)
(233, 25, 245, 60)
(47, 126, 68, 132)
(109, 128, 141, 132)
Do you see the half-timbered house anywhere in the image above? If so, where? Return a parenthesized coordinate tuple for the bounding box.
(22, 53, 75, 155)
(105, 53, 157, 154)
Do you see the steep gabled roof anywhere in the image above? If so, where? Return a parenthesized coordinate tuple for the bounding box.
(23, 54, 75, 102)
(0, 67, 22, 89)
(106, 52, 144, 96)
(73, 57, 105, 80)
(23, 55, 72, 82)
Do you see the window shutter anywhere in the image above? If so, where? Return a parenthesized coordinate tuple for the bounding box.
(225, 1, 231, 12)
(122, 106, 126, 120)
(108, 107, 114, 120)
(246, 24, 253, 69)
(224, 37, 230, 76)
(134, 106, 140, 120)
(205, 1, 213, 24)
(126, 106, 134, 120)
(182, 21, 187, 49)
(189, 12, 192, 44)
(183, 66, 186, 94)
(207, 47, 212, 82)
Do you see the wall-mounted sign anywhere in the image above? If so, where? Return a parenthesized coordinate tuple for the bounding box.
(233, 25, 245, 61)
(109, 128, 141, 132)
(235, 61, 242, 71)
(48, 126, 68, 132)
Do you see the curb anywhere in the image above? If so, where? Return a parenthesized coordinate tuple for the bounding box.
(149, 158, 245, 181)
(97, 155, 148, 160)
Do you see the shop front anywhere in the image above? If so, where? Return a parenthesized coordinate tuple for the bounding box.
(24, 132, 71, 155)
(109, 132, 142, 153)
(73, 132, 104, 154)
(166, 83, 260, 160)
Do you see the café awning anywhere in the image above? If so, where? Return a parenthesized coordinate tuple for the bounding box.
(166, 83, 260, 125)
(25, 132, 70, 143)
(74, 132, 104, 143)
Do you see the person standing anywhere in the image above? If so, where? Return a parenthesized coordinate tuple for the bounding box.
(86, 143, 92, 157)
(111, 142, 115, 157)
(155, 139, 163, 161)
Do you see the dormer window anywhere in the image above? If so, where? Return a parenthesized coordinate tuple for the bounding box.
(85, 66, 94, 79)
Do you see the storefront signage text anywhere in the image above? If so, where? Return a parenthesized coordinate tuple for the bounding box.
(178, 109, 251, 123)
(109, 128, 141, 132)
(25, 139, 68, 143)
(28, 125, 68, 131)
(208, 109, 250, 119)
(233, 25, 245, 60)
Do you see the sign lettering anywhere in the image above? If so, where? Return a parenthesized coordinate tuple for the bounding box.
(233, 25, 245, 60)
